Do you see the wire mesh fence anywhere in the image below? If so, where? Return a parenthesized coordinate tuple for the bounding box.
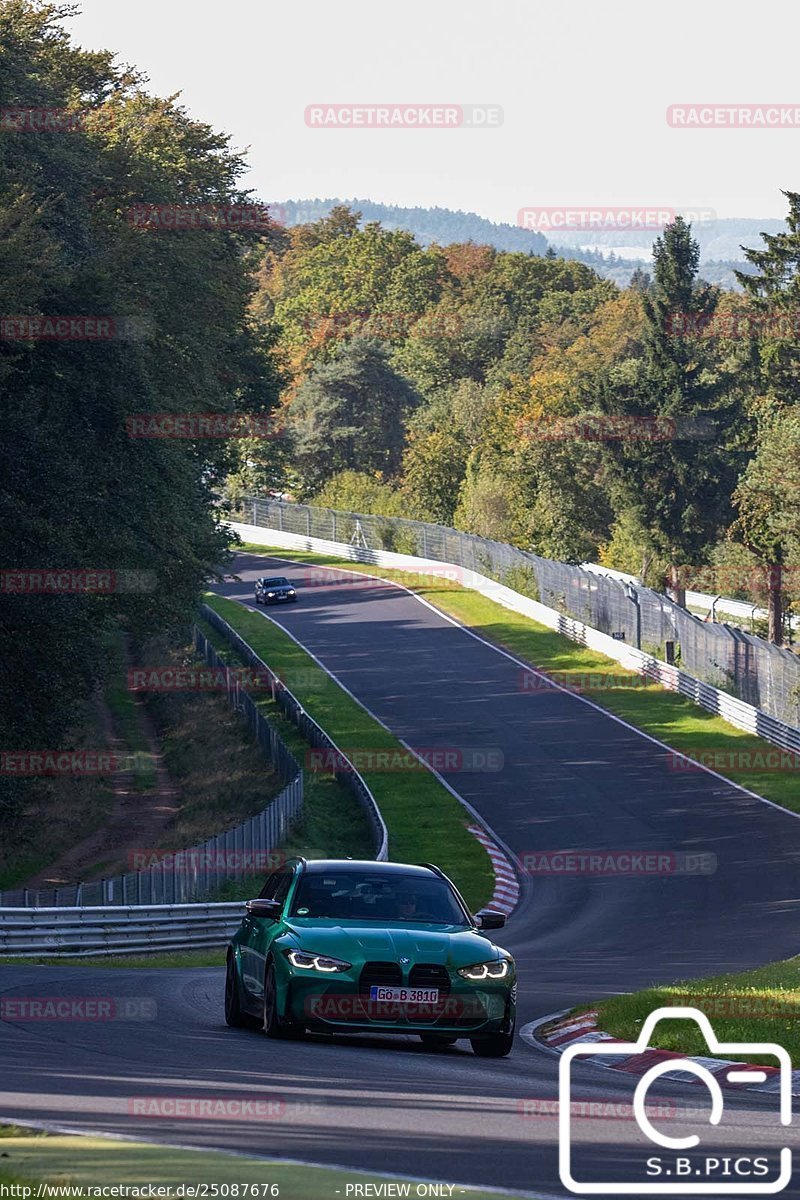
(237, 497, 800, 731)
(0, 628, 304, 909)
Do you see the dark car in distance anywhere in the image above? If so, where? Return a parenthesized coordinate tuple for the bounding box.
(254, 576, 298, 605)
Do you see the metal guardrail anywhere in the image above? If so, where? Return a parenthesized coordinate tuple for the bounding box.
(237, 498, 800, 732)
(230, 505, 800, 757)
(0, 631, 304, 909)
(0, 902, 244, 958)
(199, 603, 389, 862)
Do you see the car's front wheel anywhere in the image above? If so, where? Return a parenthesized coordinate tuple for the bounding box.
(470, 1029, 514, 1057)
(254, 593, 261, 605)
(224, 953, 250, 1028)
(262, 959, 304, 1039)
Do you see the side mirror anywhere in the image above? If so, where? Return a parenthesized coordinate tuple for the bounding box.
(475, 909, 505, 931)
(246, 898, 283, 920)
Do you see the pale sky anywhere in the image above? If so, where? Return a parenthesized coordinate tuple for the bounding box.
(63, 0, 800, 224)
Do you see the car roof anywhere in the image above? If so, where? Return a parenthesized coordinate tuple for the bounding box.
(299, 859, 438, 878)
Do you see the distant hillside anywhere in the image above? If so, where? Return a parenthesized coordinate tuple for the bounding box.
(271, 199, 773, 290)
(545, 217, 786, 265)
(273, 198, 550, 255)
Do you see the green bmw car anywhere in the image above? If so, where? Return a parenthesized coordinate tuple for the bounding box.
(225, 858, 516, 1056)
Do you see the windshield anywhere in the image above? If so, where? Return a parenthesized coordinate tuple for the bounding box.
(262, 577, 290, 587)
(289, 871, 468, 925)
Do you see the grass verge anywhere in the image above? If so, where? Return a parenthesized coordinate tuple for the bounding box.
(0, 949, 225, 968)
(203, 593, 494, 912)
(195, 616, 375, 889)
(0, 1131, 527, 1200)
(578, 956, 800, 1066)
(234, 543, 800, 813)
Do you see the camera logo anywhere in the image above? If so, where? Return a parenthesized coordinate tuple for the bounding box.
(559, 1007, 792, 1194)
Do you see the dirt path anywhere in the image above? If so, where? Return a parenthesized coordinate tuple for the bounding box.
(22, 698, 180, 889)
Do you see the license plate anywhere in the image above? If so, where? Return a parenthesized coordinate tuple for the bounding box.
(369, 986, 439, 1004)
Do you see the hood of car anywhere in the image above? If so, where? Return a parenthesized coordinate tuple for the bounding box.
(282, 919, 502, 967)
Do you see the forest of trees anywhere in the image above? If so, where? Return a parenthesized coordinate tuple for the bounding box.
(233, 203, 800, 643)
(1, 0, 283, 826)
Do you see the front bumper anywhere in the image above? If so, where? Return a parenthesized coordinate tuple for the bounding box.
(285, 974, 514, 1035)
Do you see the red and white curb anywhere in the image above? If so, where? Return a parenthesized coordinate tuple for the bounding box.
(526, 1009, 800, 1096)
(467, 823, 520, 915)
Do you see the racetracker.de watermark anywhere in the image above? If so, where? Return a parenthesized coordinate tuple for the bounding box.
(127, 666, 271, 692)
(517, 207, 715, 232)
(519, 1098, 701, 1121)
(125, 414, 273, 439)
(0, 750, 151, 776)
(127, 204, 273, 231)
(519, 669, 653, 693)
(670, 750, 800, 774)
(127, 849, 286, 873)
(305, 747, 504, 773)
(0, 107, 114, 132)
(304, 994, 488, 1020)
(0, 569, 155, 594)
(521, 850, 717, 875)
(668, 104, 800, 128)
(1, 315, 131, 341)
(127, 1096, 322, 1120)
(0, 997, 156, 1021)
(304, 104, 502, 128)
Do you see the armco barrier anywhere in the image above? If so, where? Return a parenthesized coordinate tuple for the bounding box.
(0, 902, 244, 958)
(229, 515, 800, 757)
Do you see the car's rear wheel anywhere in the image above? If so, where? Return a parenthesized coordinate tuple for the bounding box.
(470, 1029, 514, 1057)
(262, 959, 304, 1039)
(225, 953, 251, 1028)
(418, 1034, 458, 1049)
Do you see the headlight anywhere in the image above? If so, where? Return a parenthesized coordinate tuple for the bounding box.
(457, 959, 510, 981)
(288, 589, 296, 595)
(284, 949, 351, 973)
(267, 591, 275, 597)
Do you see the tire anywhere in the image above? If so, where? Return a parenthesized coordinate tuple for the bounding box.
(470, 1029, 514, 1058)
(262, 959, 304, 1039)
(419, 1034, 458, 1049)
(224, 953, 250, 1028)
(254, 594, 261, 605)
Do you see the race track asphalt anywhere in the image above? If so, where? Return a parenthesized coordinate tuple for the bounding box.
(1, 551, 798, 1198)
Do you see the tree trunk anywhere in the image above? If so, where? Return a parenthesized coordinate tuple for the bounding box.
(767, 563, 783, 646)
(666, 562, 686, 608)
